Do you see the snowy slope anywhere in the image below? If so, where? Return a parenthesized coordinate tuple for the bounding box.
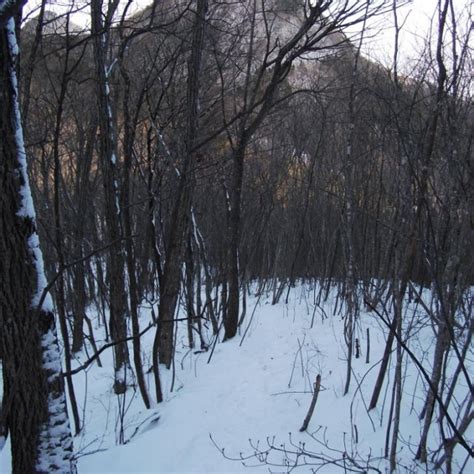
(1, 283, 472, 472)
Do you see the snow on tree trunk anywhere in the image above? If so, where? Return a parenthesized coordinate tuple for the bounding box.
(90, 0, 130, 395)
(0, 17, 75, 473)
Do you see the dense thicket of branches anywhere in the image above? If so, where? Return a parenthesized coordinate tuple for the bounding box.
(1, 0, 472, 471)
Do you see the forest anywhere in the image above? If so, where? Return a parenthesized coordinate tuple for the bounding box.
(0, 0, 472, 472)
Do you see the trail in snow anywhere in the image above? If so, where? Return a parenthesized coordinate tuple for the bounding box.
(1, 284, 472, 472)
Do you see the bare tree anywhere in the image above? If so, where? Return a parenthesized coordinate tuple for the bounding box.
(90, 0, 130, 394)
(218, 0, 400, 340)
(0, 1, 75, 471)
(153, 0, 208, 373)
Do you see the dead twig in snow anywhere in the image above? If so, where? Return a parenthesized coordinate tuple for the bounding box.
(300, 374, 322, 432)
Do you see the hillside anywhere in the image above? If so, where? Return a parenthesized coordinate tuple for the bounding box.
(0, 1, 472, 472)
(2, 284, 472, 472)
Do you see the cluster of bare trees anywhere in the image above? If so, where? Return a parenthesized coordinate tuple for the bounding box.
(0, 0, 472, 472)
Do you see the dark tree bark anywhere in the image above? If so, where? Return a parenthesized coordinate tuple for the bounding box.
(155, 0, 208, 372)
(0, 13, 75, 473)
(222, 0, 387, 340)
(91, 0, 129, 394)
(119, 40, 152, 409)
(71, 118, 97, 353)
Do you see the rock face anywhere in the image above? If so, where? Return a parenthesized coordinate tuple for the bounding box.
(23, 10, 84, 36)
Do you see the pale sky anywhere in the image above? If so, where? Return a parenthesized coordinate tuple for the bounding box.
(23, 0, 472, 72)
(359, 0, 472, 71)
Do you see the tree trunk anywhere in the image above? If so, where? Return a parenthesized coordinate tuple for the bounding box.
(389, 285, 403, 472)
(225, 141, 246, 340)
(120, 55, 151, 409)
(155, 0, 208, 370)
(0, 17, 75, 473)
(416, 322, 449, 462)
(91, 0, 129, 394)
(71, 119, 96, 353)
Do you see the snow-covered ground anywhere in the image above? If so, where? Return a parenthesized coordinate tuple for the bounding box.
(1, 283, 472, 472)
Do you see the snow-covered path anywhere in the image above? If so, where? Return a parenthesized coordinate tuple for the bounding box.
(75, 287, 402, 472)
(2, 285, 472, 473)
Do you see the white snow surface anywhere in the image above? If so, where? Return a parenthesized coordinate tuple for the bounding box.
(1, 283, 472, 472)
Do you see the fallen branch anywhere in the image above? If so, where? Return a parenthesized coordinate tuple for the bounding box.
(300, 374, 322, 432)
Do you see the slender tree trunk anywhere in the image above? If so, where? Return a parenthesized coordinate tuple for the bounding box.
(121, 64, 151, 409)
(155, 0, 208, 371)
(51, 52, 81, 434)
(416, 321, 449, 462)
(156, 180, 191, 368)
(389, 285, 403, 472)
(225, 140, 246, 340)
(185, 234, 196, 349)
(71, 119, 96, 353)
(91, 0, 129, 394)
